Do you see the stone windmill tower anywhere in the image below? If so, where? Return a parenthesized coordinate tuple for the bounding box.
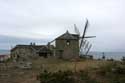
(55, 30, 79, 59)
(49, 19, 95, 59)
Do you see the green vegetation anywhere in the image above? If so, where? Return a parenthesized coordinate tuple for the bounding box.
(37, 70, 98, 83)
(38, 70, 75, 83)
(94, 61, 125, 83)
(36, 58, 125, 83)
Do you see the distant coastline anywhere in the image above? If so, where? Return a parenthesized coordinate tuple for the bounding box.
(88, 51, 125, 60)
(0, 49, 10, 55)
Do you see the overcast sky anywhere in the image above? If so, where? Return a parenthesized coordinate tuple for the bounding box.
(0, 0, 125, 52)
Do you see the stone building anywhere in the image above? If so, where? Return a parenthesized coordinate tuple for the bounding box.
(55, 31, 79, 59)
(11, 31, 80, 60)
(11, 45, 53, 61)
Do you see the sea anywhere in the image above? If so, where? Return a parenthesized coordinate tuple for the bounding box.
(0, 50, 125, 61)
(88, 52, 125, 61)
(0, 50, 10, 55)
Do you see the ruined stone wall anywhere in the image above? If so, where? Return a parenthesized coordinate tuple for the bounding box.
(11, 47, 37, 61)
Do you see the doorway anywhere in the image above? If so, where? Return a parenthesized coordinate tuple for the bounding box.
(39, 52, 48, 58)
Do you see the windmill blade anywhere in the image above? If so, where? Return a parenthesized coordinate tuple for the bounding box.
(85, 44, 92, 55)
(80, 19, 89, 49)
(80, 40, 86, 54)
(84, 41, 89, 50)
(79, 36, 96, 38)
(81, 40, 87, 48)
(49, 39, 55, 44)
(74, 24, 80, 36)
(84, 36, 96, 38)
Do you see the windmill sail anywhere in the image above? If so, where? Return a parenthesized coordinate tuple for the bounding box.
(81, 40, 87, 48)
(84, 41, 89, 50)
(84, 36, 96, 38)
(80, 19, 88, 49)
(74, 24, 80, 36)
(85, 44, 92, 55)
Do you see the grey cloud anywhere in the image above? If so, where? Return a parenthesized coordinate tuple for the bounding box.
(0, 0, 125, 52)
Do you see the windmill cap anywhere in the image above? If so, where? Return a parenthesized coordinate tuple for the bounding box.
(56, 30, 79, 40)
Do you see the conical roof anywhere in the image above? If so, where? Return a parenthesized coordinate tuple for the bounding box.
(56, 30, 79, 40)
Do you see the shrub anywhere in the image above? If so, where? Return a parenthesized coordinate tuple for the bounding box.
(112, 66, 125, 74)
(78, 70, 98, 83)
(38, 70, 99, 83)
(38, 70, 75, 83)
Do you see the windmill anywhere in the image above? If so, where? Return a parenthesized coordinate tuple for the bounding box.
(74, 19, 95, 56)
(48, 18, 95, 56)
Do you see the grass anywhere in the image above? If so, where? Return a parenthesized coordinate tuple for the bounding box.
(0, 57, 125, 83)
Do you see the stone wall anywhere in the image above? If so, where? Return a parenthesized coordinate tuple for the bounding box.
(11, 47, 37, 61)
(55, 39, 79, 59)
